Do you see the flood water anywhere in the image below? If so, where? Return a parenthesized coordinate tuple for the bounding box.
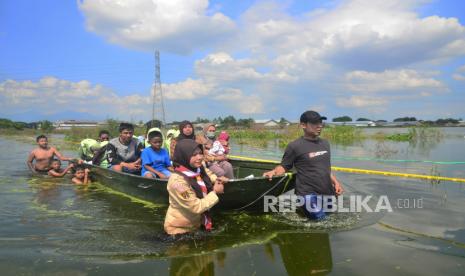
(1, 128, 465, 275)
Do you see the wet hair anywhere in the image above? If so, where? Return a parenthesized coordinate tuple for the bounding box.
(73, 164, 85, 174)
(36, 134, 47, 142)
(98, 130, 110, 137)
(148, 131, 163, 141)
(119, 123, 134, 133)
(50, 159, 61, 165)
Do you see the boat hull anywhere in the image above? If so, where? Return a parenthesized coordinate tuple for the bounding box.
(90, 158, 295, 211)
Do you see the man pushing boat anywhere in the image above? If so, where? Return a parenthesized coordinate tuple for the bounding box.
(263, 110, 343, 220)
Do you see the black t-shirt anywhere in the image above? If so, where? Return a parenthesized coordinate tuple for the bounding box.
(281, 137, 334, 196)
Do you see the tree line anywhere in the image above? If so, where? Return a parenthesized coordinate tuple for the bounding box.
(331, 116, 462, 125)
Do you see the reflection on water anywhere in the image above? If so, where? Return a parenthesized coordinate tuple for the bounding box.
(168, 232, 332, 276)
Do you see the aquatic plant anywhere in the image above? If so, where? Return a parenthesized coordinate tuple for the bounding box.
(320, 125, 364, 145)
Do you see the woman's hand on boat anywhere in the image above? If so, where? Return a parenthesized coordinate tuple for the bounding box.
(215, 155, 227, 162)
(213, 183, 225, 194)
(216, 176, 229, 185)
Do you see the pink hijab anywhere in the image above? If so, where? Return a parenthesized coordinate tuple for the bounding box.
(218, 131, 229, 141)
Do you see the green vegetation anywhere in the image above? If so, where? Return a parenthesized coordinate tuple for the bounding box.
(40, 120, 54, 133)
(0, 118, 29, 130)
(321, 125, 364, 145)
(385, 133, 412, 141)
(393, 117, 417, 122)
(228, 125, 365, 148)
(332, 116, 352, 122)
(62, 118, 147, 144)
(228, 125, 444, 149)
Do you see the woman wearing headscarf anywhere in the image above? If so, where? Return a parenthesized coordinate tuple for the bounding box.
(164, 139, 227, 235)
(169, 120, 195, 159)
(195, 123, 216, 151)
(164, 129, 180, 156)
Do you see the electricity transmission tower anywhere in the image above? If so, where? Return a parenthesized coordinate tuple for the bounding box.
(151, 50, 166, 127)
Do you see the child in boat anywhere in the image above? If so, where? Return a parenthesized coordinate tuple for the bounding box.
(207, 131, 234, 179)
(72, 164, 91, 185)
(141, 130, 173, 179)
(48, 159, 74, 177)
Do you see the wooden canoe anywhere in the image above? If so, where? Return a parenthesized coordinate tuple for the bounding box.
(89, 158, 295, 211)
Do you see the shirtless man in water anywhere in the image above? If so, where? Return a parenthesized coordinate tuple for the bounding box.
(27, 135, 72, 173)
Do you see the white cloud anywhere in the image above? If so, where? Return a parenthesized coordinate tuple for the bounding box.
(452, 65, 465, 81)
(336, 95, 388, 108)
(78, 0, 236, 54)
(214, 88, 264, 114)
(163, 78, 213, 99)
(345, 69, 445, 93)
(0, 77, 152, 119)
(452, 73, 465, 81)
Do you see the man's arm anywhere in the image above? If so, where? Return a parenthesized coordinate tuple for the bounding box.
(49, 164, 74, 177)
(52, 147, 71, 161)
(48, 168, 65, 177)
(26, 151, 36, 173)
(91, 146, 106, 165)
(123, 158, 141, 171)
(331, 173, 344, 195)
(263, 165, 287, 180)
(83, 168, 90, 184)
(263, 143, 295, 180)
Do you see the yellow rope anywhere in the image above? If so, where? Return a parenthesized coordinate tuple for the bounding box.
(229, 155, 465, 183)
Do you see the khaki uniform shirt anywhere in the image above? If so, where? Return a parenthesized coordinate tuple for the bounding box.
(164, 169, 219, 235)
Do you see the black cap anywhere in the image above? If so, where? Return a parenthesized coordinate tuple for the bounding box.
(300, 110, 327, 124)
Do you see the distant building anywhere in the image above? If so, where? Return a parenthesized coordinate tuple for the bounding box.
(383, 121, 420, 127)
(254, 119, 279, 128)
(54, 120, 101, 130)
(327, 121, 377, 127)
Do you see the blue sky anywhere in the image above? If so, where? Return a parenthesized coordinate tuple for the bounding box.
(1, 0, 464, 123)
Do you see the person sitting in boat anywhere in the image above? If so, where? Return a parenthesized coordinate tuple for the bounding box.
(141, 130, 173, 179)
(97, 130, 110, 142)
(169, 120, 195, 159)
(27, 134, 73, 174)
(78, 138, 102, 163)
(144, 127, 163, 148)
(48, 159, 74, 177)
(164, 139, 228, 236)
(106, 123, 143, 174)
(263, 111, 343, 220)
(72, 164, 91, 185)
(207, 131, 234, 179)
(195, 123, 216, 151)
(165, 129, 180, 157)
(90, 140, 110, 168)
(78, 130, 110, 164)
